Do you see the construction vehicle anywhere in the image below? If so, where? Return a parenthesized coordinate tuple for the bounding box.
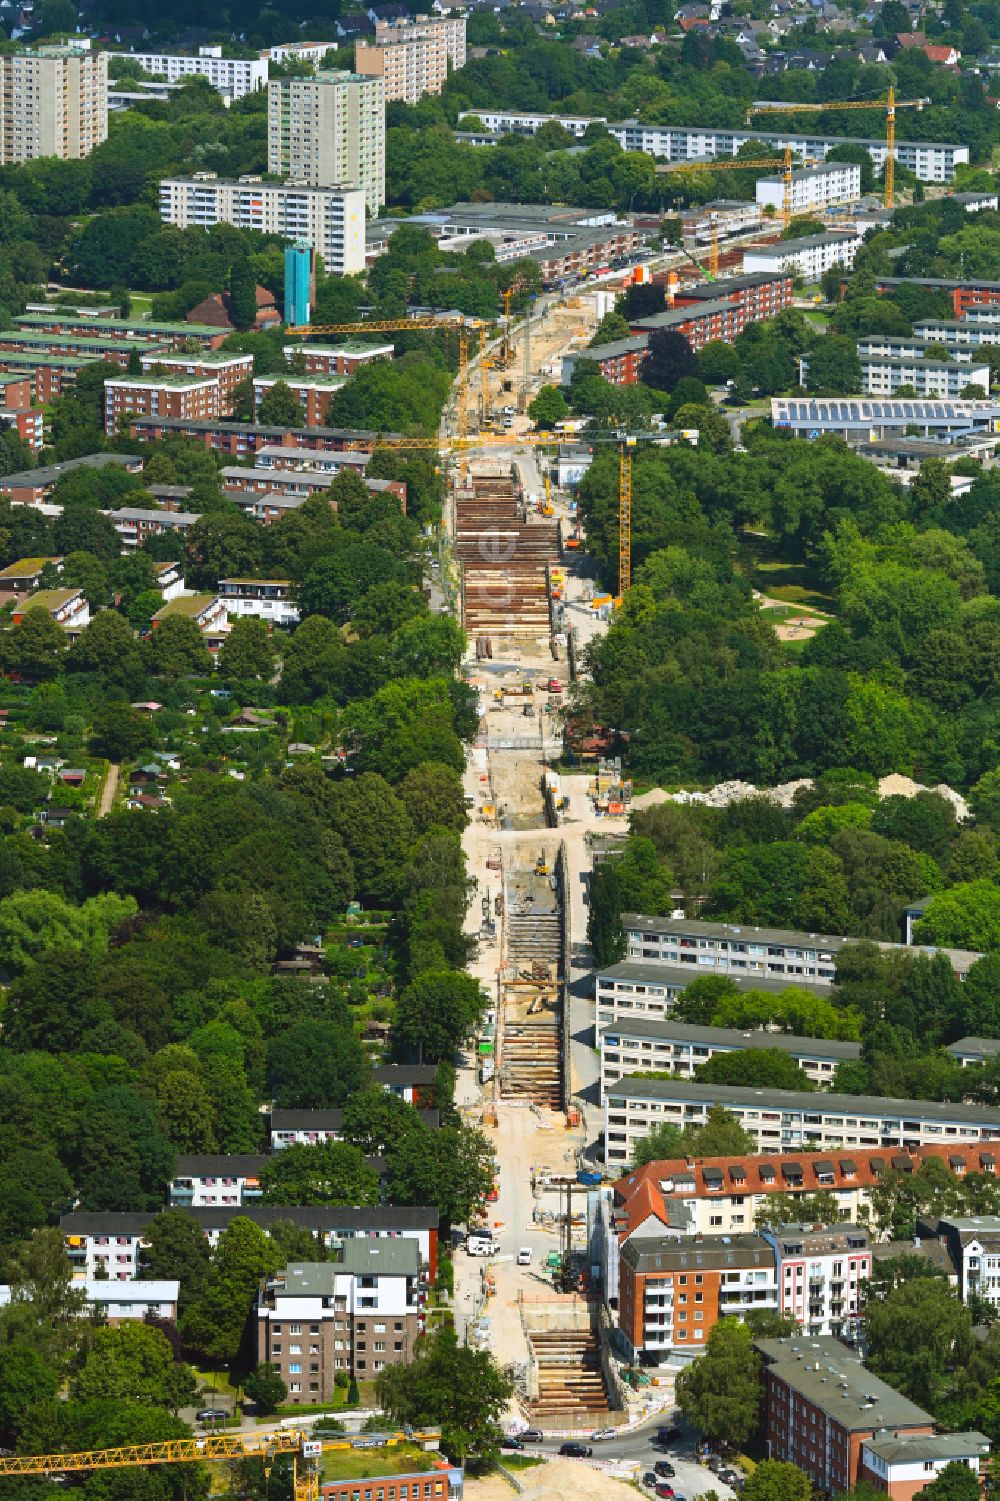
(746, 89, 931, 210)
(535, 851, 550, 875)
(540, 472, 554, 517)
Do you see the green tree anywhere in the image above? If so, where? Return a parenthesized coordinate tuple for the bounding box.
(243, 1362, 287, 1417)
(68, 611, 141, 676)
(677, 1317, 761, 1446)
(268, 1021, 369, 1109)
(0, 1343, 59, 1447)
(139, 1211, 211, 1304)
(919, 1465, 982, 1501)
(915, 882, 1000, 952)
(696, 1049, 815, 1092)
(642, 328, 698, 392)
(742, 1461, 813, 1501)
(218, 617, 276, 681)
(375, 1327, 513, 1465)
(385, 1124, 493, 1233)
(71, 1323, 197, 1412)
(393, 970, 486, 1063)
(146, 615, 213, 678)
(228, 259, 258, 331)
(258, 381, 303, 427)
(2, 1227, 87, 1366)
(182, 1217, 278, 1365)
(12, 606, 66, 680)
(259, 1141, 380, 1206)
(805, 336, 862, 395)
(398, 762, 467, 836)
(340, 1088, 426, 1155)
(90, 701, 150, 761)
(865, 1277, 972, 1411)
(527, 384, 569, 428)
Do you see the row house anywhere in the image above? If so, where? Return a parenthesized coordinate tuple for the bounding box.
(121, 413, 392, 455)
(0, 452, 144, 505)
(13, 587, 89, 634)
(0, 555, 61, 603)
(283, 342, 393, 376)
(253, 374, 347, 428)
(0, 329, 171, 369)
(150, 593, 229, 649)
(604, 1077, 1000, 1167)
(743, 229, 864, 281)
(669, 271, 795, 321)
(13, 311, 231, 350)
(61, 1205, 439, 1282)
(168, 1154, 266, 1207)
(913, 319, 1000, 346)
(221, 465, 406, 511)
(257, 1250, 424, 1394)
(857, 335, 977, 362)
(621, 914, 983, 986)
(595, 959, 829, 1029)
(253, 445, 370, 476)
(608, 1141, 1000, 1243)
(760, 1222, 871, 1340)
(106, 507, 202, 550)
(218, 578, 300, 627)
(598, 1017, 860, 1101)
(270, 1107, 440, 1149)
(861, 1433, 991, 1501)
(0, 353, 96, 402)
(618, 1232, 778, 1363)
(757, 161, 862, 215)
(139, 349, 254, 415)
(104, 374, 220, 436)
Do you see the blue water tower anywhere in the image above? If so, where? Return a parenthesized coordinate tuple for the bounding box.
(284, 239, 314, 327)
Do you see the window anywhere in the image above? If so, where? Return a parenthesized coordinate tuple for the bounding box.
(289, 1363, 302, 1374)
(289, 1324, 302, 1334)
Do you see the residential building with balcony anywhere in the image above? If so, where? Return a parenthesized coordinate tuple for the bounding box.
(150, 593, 229, 648)
(257, 1251, 423, 1393)
(168, 1154, 266, 1208)
(0, 330, 170, 368)
(138, 349, 253, 415)
(857, 335, 977, 362)
(947, 1037, 1000, 1068)
(62, 1205, 439, 1281)
(599, 1019, 860, 1101)
(618, 1233, 778, 1363)
(104, 374, 220, 436)
(354, 15, 466, 104)
(253, 374, 347, 426)
(159, 174, 367, 277)
(270, 1108, 440, 1149)
(858, 356, 990, 398)
(0, 556, 61, 603)
(932, 1216, 1000, 1311)
(0, 452, 143, 505)
(102, 47, 268, 100)
(759, 1334, 936, 1493)
(267, 72, 385, 213)
(13, 587, 89, 633)
(0, 1279, 179, 1322)
(760, 1223, 871, 1339)
(876, 277, 1000, 319)
(107, 508, 201, 550)
(603, 1077, 1000, 1167)
(621, 915, 983, 986)
(913, 319, 1000, 346)
(13, 310, 229, 350)
(757, 162, 862, 215)
(0, 46, 107, 164)
(282, 342, 394, 376)
(595, 960, 829, 1029)
(218, 578, 299, 626)
(743, 230, 863, 280)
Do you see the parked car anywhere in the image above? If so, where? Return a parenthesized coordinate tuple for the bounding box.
(501, 1437, 525, 1451)
(643, 1476, 659, 1491)
(521, 1429, 544, 1444)
(656, 1427, 682, 1445)
(559, 1443, 593, 1458)
(517, 1247, 533, 1265)
(656, 1488, 675, 1500)
(654, 1461, 676, 1478)
(591, 1428, 616, 1441)
(719, 1469, 741, 1486)
(707, 1457, 727, 1474)
(196, 1410, 225, 1424)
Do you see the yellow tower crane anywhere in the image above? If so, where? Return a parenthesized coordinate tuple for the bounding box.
(0, 1429, 446, 1501)
(666, 148, 801, 232)
(745, 89, 931, 209)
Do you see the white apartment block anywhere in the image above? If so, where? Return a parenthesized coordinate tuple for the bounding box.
(760, 1223, 871, 1339)
(0, 46, 107, 163)
(935, 1216, 1000, 1311)
(462, 115, 969, 181)
(857, 334, 976, 362)
(262, 42, 335, 65)
(218, 577, 300, 626)
(0, 1280, 179, 1322)
(757, 162, 861, 216)
(599, 1019, 860, 1102)
(743, 230, 863, 281)
(603, 1077, 1000, 1168)
(622, 915, 983, 987)
(168, 1154, 265, 1208)
(457, 108, 606, 139)
(104, 46, 268, 100)
(860, 356, 990, 398)
(268, 71, 385, 214)
(596, 960, 828, 1029)
(158, 173, 366, 276)
(914, 319, 1000, 347)
(355, 15, 466, 104)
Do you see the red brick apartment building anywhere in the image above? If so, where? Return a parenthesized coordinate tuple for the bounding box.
(139, 351, 254, 416)
(758, 1335, 936, 1493)
(0, 356, 90, 402)
(0, 332, 171, 370)
(875, 277, 1000, 318)
(618, 1233, 777, 1363)
(320, 1466, 462, 1501)
(253, 375, 345, 428)
(283, 342, 394, 376)
(104, 376, 221, 436)
(12, 312, 230, 350)
(668, 271, 794, 321)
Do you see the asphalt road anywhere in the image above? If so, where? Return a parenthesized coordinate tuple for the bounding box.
(517, 1425, 739, 1497)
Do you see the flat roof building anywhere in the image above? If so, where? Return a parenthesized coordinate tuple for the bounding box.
(268, 71, 385, 214)
(604, 1076, 1000, 1167)
(0, 46, 107, 164)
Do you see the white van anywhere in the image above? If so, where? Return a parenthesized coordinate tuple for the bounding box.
(467, 1234, 497, 1256)
(517, 1247, 532, 1266)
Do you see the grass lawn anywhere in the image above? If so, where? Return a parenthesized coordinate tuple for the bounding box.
(320, 1445, 437, 1483)
(193, 1367, 238, 1399)
(502, 1456, 545, 1471)
(741, 532, 837, 615)
(128, 292, 154, 318)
